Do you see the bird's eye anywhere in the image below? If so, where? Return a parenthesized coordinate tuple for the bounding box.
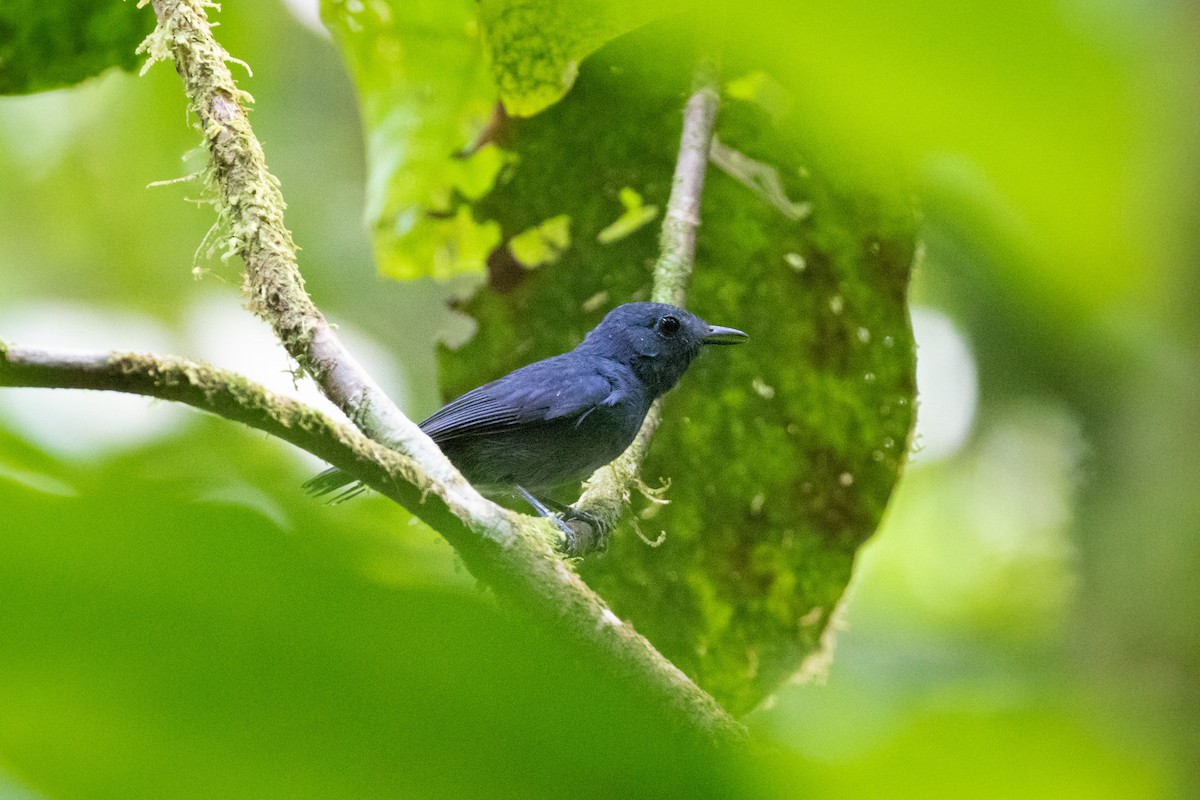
(657, 315, 681, 336)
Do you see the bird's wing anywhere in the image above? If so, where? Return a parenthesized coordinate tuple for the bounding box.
(420, 356, 624, 442)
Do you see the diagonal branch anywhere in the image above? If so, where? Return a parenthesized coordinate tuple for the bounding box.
(709, 135, 811, 221)
(572, 63, 721, 549)
(125, 0, 744, 741)
(650, 60, 722, 309)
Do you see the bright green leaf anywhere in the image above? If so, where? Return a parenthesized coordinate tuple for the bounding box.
(509, 213, 571, 268)
(450, 143, 517, 201)
(376, 204, 502, 286)
(723, 70, 792, 121)
(597, 187, 658, 245)
(322, 0, 503, 283)
(477, 0, 666, 116)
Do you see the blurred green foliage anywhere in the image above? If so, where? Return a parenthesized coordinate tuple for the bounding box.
(1, 0, 1198, 797)
(0, 424, 751, 799)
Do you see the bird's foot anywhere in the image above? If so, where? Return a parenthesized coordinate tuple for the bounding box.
(514, 486, 609, 557)
(539, 506, 608, 557)
(556, 506, 609, 557)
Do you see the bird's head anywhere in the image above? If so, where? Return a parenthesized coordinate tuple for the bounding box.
(576, 302, 748, 396)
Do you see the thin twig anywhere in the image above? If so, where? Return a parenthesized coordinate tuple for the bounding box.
(709, 136, 811, 221)
(573, 63, 721, 544)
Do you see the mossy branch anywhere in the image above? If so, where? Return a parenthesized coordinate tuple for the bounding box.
(106, 0, 746, 741)
(572, 63, 721, 549)
(0, 343, 464, 530)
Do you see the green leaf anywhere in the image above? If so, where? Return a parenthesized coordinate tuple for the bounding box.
(0, 0, 153, 95)
(441, 31, 917, 714)
(597, 187, 658, 245)
(321, 0, 503, 283)
(477, 0, 666, 117)
(509, 213, 571, 268)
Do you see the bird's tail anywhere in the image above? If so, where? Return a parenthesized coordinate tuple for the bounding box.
(302, 466, 369, 504)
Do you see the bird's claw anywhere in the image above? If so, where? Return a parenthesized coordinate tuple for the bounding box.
(514, 486, 608, 557)
(556, 507, 608, 557)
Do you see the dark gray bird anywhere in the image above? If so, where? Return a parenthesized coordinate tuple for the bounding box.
(305, 301, 747, 538)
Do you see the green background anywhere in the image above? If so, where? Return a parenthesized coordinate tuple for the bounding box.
(0, 0, 1196, 797)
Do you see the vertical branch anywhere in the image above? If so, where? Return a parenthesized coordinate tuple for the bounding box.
(652, 61, 721, 307)
(572, 63, 720, 547)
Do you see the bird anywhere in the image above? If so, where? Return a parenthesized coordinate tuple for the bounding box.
(304, 301, 747, 545)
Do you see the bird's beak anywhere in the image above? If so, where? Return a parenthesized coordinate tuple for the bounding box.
(702, 324, 749, 345)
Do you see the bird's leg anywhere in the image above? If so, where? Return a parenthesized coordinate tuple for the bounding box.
(514, 486, 607, 556)
(536, 495, 608, 554)
(515, 485, 577, 547)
